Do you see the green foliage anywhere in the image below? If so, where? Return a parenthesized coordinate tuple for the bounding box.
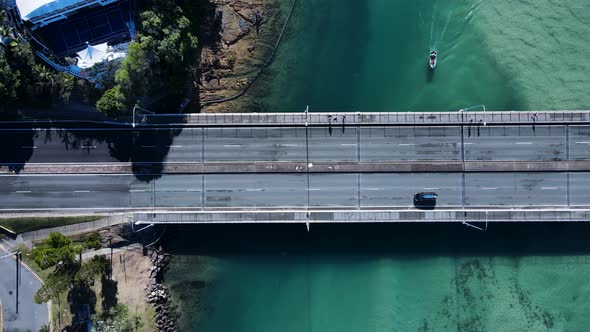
(39, 324, 50, 332)
(77, 255, 110, 284)
(34, 266, 71, 304)
(91, 304, 143, 332)
(226, 54, 236, 67)
(0, 216, 100, 234)
(0, 53, 20, 106)
(96, 86, 127, 116)
(96, 0, 198, 115)
(85, 232, 102, 250)
(30, 232, 81, 270)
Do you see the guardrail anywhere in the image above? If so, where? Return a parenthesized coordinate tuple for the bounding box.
(144, 111, 590, 127)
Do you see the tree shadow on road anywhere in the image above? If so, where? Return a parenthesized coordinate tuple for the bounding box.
(0, 118, 36, 173)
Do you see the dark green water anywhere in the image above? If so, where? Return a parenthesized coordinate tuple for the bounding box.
(165, 223, 590, 331)
(248, 0, 590, 112)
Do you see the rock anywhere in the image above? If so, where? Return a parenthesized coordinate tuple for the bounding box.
(220, 6, 249, 45)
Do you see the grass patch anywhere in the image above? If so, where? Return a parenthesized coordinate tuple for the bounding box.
(0, 216, 101, 234)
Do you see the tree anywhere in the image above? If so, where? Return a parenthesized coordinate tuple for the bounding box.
(34, 266, 71, 303)
(96, 86, 127, 116)
(30, 232, 81, 270)
(0, 53, 20, 108)
(91, 304, 143, 332)
(95, 0, 198, 115)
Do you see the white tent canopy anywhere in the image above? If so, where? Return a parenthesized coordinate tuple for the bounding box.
(76, 42, 127, 69)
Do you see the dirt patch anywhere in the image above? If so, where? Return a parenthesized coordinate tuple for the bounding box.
(110, 249, 157, 331)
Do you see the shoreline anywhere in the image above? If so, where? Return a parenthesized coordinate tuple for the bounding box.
(198, 0, 293, 113)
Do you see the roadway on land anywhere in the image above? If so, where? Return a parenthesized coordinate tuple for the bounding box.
(0, 245, 48, 331)
(1, 172, 589, 210)
(3, 125, 590, 164)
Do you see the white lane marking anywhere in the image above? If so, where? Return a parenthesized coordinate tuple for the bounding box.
(575, 142, 590, 144)
(482, 187, 498, 190)
(246, 189, 263, 192)
(423, 188, 439, 190)
(168, 145, 183, 148)
(464, 142, 474, 145)
(341, 143, 357, 146)
(74, 190, 91, 193)
(15, 191, 32, 193)
(21, 146, 37, 149)
(81, 145, 97, 149)
(398, 143, 416, 146)
(541, 187, 558, 190)
(307, 188, 321, 191)
(280, 144, 299, 147)
(224, 144, 241, 147)
(130, 189, 148, 192)
(364, 188, 380, 191)
(515, 142, 533, 145)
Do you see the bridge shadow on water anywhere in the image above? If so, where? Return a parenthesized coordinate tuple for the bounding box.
(163, 222, 590, 257)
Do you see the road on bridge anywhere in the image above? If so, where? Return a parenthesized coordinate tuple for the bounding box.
(3, 125, 590, 164)
(1, 172, 588, 211)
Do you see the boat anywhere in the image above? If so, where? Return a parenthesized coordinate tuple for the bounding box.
(429, 51, 437, 69)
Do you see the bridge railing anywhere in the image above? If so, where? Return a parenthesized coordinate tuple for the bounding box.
(133, 209, 590, 224)
(144, 111, 590, 127)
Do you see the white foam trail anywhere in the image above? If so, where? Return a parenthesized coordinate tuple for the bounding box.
(435, 11, 452, 48)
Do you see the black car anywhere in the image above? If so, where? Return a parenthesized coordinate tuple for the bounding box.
(414, 192, 438, 203)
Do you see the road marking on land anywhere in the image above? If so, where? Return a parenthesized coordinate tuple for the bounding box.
(541, 187, 558, 190)
(15, 191, 31, 193)
(168, 145, 183, 148)
(423, 188, 440, 190)
(130, 189, 148, 192)
(280, 144, 299, 147)
(575, 142, 590, 144)
(482, 187, 498, 190)
(341, 143, 357, 146)
(74, 190, 91, 193)
(307, 188, 321, 191)
(224, 144, 241, 147)
(81, 145, 97, 149)
(246, 189, 263, 192)
(464, 142, 474, 145)
(20, 146, 37, 149)
(515, 142, 533, 145)
(398, 143, 416, 146)
(363, 188, 380, 191)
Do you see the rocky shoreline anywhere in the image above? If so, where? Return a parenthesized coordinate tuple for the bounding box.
(146, 247, 176, 331)
(197, 0, 291, 113)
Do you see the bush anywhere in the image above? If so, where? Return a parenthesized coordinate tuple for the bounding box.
(85, 232, 101, 250)
(96, 86, 127, 116)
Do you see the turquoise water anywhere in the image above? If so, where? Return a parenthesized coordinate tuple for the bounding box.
(165, 224, 590, 331)
(249, 0, 590, 112)
(164, 1, 590, 330)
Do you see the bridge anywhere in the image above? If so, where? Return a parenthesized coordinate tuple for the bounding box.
(2, 110, 590, 226)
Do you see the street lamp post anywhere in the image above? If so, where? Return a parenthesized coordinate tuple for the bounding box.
(132, 106, 154, 128)
(461, 104, 487, 126)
